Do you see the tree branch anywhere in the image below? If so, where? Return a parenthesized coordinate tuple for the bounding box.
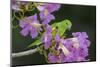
(12, 47, 38, 58)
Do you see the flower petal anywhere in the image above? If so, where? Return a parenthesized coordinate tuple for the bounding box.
(19, 20, 28, 28)
(30, 27, 38, 39)
(20, 26, 29, 36)
(55, 34, 60, 42)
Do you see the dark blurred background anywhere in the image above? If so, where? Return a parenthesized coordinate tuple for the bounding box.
(12, 3, 96, 66)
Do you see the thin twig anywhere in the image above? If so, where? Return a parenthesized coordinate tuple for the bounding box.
(12, 47, 38, 58)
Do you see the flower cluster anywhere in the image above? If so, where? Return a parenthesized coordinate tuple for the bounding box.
(18, 2, 61, 39)
(19, 14, 42, 38)
(48, 32, 90, 63)
(12, 1, 91, 63)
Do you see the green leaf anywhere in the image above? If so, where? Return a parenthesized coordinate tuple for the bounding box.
(28, 37, 42, 48)
(52, 19, 72, 36)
